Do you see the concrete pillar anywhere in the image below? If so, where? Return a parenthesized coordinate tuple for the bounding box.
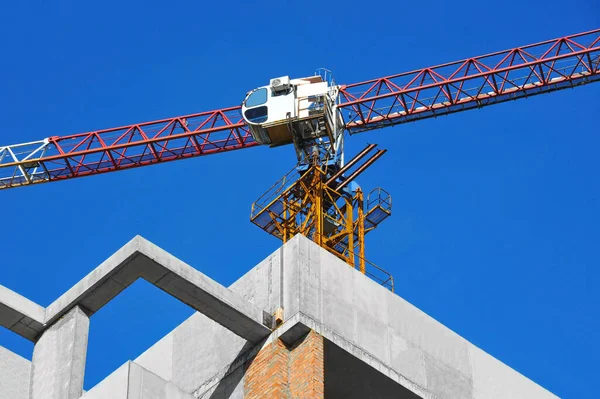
(29, 306, 89, 399)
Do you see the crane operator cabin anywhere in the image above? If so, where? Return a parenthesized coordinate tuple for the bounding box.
(241, 73, 343, 166)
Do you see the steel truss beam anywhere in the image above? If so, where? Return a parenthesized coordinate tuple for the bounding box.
(1, 29, 598, 189)
(338, 29, 600, 132)
(0, 107, 258, 189)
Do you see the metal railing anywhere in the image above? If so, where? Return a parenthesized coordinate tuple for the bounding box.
(359, 255, 394, 292)
(315, 68, 337, 88)
(250, 165, 300, 220)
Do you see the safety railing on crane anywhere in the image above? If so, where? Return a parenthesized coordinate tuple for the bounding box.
(365, 188, 392, 232)
(250, 164, 301, 230)
(315, 68, 341, 124)
(315, 68, 337, 88)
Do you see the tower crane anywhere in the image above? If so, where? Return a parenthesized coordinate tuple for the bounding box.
(1, 29, 598, 289)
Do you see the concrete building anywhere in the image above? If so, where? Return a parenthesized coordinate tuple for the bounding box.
(0, 234, 558, 399)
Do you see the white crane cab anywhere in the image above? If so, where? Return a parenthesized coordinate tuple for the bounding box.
(242, 74, 339, 153)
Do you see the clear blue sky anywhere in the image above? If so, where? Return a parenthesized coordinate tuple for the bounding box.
(0, 1, 598, 397)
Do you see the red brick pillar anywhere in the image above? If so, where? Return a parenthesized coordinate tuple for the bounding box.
(245, 339, 289, 398)
(289, 331, 325, 399)
(244, 330, 324, 399)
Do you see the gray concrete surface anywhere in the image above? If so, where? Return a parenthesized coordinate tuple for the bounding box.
(80, 361, 193, 399)
(0, 283, 45, 340)
(135, 244, 286, 394)
(0, 344, 31, 399)
(30, 306, 89, 399)
(0, 235, 271, 344)
(45, 235, 271, 343)
(274, 234, 559, 399)
(0, 235, 276, 398)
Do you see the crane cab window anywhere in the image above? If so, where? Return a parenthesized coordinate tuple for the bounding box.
(245, 88, 268, 108)
(245, 106, 268, 123)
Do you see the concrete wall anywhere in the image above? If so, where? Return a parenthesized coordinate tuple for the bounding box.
(135, 312, 249, 397)
(0, 344, 31, 399)
(81, 361, 193, 399)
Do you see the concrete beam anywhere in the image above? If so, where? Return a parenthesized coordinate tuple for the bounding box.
(0, 284, 45, 341)
(0, 236, 271, 344)
(43, 236, 271, 343)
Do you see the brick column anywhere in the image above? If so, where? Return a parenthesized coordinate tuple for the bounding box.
(244, 330, 324, 399)
(245, 338, 289, 398)
(29, 306, 89, 399)
(289, 331, 324, 399)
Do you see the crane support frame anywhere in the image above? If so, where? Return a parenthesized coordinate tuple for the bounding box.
(249, 147, 394, 290)
(338, 29, 600, 132)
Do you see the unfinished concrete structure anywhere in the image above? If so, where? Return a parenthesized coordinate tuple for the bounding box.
(1, 234, 558, 398)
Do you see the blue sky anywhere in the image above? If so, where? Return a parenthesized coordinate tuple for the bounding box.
(0, 1, 598, 397)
